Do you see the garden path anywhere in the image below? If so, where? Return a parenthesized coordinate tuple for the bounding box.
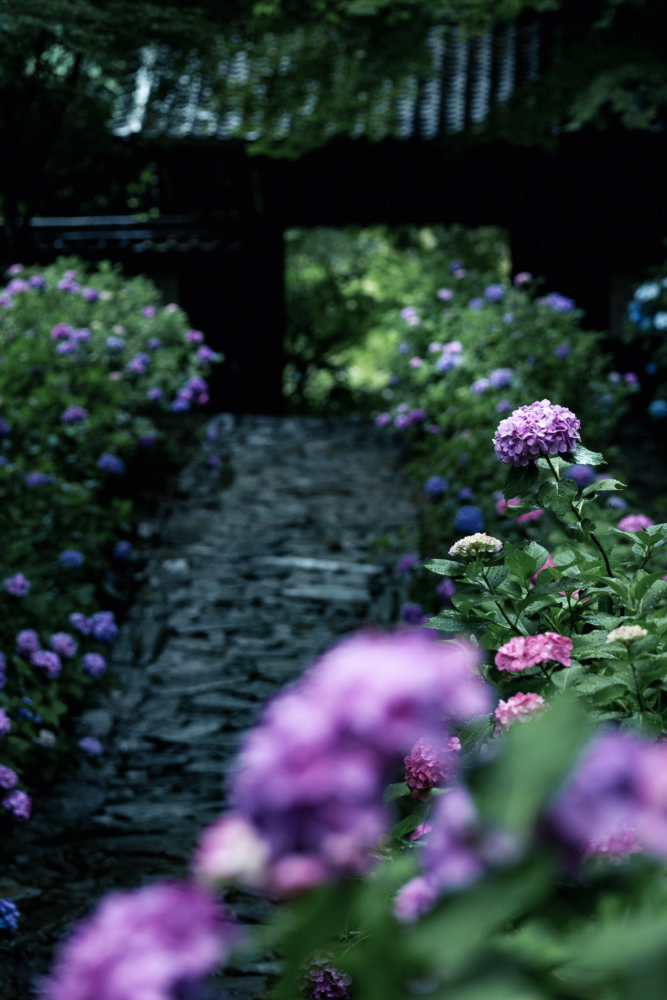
(0, 414, 416, 999)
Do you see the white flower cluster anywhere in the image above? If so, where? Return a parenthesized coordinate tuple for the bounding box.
(606, 625, 648, 644)
(449, 533, 503, 560)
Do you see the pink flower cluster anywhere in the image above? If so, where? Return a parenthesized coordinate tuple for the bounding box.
(495, 632, 572, 672)
(495, 496, 545, 525)
(201, 632, 490, 896)
(494, 692, 547, 733)
(404, 737, 461, 800)
(548, 732, 667, 865)
(41, 881, 238, 1000)
(493, 399, 581, 466)
(618, 513, 654, 532)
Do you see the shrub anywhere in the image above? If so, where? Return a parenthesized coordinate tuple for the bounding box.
(31, 400, 667, 999)
(0, 258, 220, 816)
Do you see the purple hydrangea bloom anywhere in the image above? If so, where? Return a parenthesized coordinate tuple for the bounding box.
(16, 629, 40, 656)
(471, 378, 491, 394)
(555, 343, 571, 359)
(4, 573, 30, 596)
(91, 611, 118, 644)
(454, 506, 484, 533)
(513, 272, 533, 285)
(148, 337, 162, 349)
(564, 464, 595, 488)
(0, 899, 20, 932)
(408, 408, 426, 424)
(543, 292, 575, 312)
(59, 549, 84, 567)
(70, 612, 93, 635)
(106, 336, 125, 351)
(26, 471, 55, 487)
(57, 277, 80, 292)
(51, 324, 73, 341)
(97, 453, 125, 475)
(31, 650, 62, 678)
(126, 352, 150, 374)
(375, 413, 391, 427)
(114, 540, 132, 560)
(0, 765, 18, 790)
(186, 329, 204, 343)
(170, 398, 190, 413)
(493, 399, 581, 466)
(624, 372, 640, 385)
(503, 313, 514, 323)
(457, 487, 474, 501)
(29, 274, 45, 289)
(304, 957, 352, 998)
(42, 881, 238, 1000)
(618, 513, 654, 532)
(140, 434, 157, 448)
(79, 737, 103, 756)
(401, 603, 424, 625)
(0, 651, 6, 691)
(437, 288, 453, 301)
(81, 287, 99, 301)
(3, 789, 31, 821)
(489, 368, 513, 389)
(607, 496, 628, 510)
(484, 284, 504, 301)
(397, 554, 418, 574)
(394, 876, 439, 923)
(437, 578, 457, 602)
(231, 631, 490, 894)
(142, 306, 156, 318)
(197, 346, 215, 362)
(61, 406, 88, 424)
(50, 632, 78, 659)
(56, 340, 76, 355)
(0, 708, 10, 738)
(147, 387, 164, 400)
(424, 475, 449, 496)
(187, 376, 209, 394)
(6, 278, 28, 294)
(468, 298, 484, 310)
(398, 341, 409, 354)
(82, 653, 107, 678)
(0, 417, 10, 436)
(6, 264, 23, 275)
(72, 328, 91, 342)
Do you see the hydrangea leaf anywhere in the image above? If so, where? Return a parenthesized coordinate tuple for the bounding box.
(502, 462, 538, 501)
(505, 549, 539, 582)
(422, 609, 469, 631)
(574, 675, 630, 704)
(639, 579, 667, 612)
(631, 572, 666, 604)
(570, 444, 607, 467)
(485, 566, 509, 588)
(564, 518, 597, 541)
(383, 782, 409, 804)
(551, 663, 586, 689)
(538, 479, 578, 517)
(390, 803, 428, 840)
(581, 478, 626, 498)
(424, 558, 465, 577)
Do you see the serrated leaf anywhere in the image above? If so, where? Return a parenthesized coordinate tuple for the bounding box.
(485, 566, 509, 588)
(583, 612, 622, 630)
(570, 443, 607, 467)
(424, 558, 465, 577)
(503, 462, 538, 501)
(565, 518, 597, 541)
(581, 478, 626, 498)
(383, 782, 410, 804)
(632, 572, 665, 604)
(640, 579, 667, 612)
(505, 548, 539, 582)
(551, 664, 585, 689)
(423, 610, 469, 631)
(538, 479, 578, 516)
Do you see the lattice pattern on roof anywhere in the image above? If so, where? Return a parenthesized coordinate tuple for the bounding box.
(111, 19, 559, 144)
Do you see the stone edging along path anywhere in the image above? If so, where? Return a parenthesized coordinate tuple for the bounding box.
(0, 414, 417, 999)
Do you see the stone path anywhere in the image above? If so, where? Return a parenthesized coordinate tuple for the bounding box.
(0, 415, 416, 999)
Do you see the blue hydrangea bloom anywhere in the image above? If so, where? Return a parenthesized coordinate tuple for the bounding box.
(114, 540, 133, 560)
(97, 453, 125, 475)
(457, 487, 474, 501)
(635, 282, 660, 302)
(649, 399, 667, 419)
(0, 899, 20, 931)
(454, 506, 484, 533)
(564, 465, 595, 488)
(646, 361, 658, 375)
(106, 336, 125, 351)
(401, 603, 424, 625)
(628, 302, 643, 323)
(424, 475, 448, 496)
(59, 549, 84, 567)
(484, 284, 504, 301)
(654, 312, 667, 330)
(489, 368, 512, 388)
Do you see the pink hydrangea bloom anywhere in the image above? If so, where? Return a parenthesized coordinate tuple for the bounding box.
(618, 514, 654, 532)
(404, 737, 461, 800)
(193, 815, 271, 888)
(495, 632, 572, 672)
(530, 554, 556, 585)
(394, 875, 439, 923)
(231, 631, 490, 893)
(493, 399, 581, 466)
(494, 692, 547, 734)
(496, 496, 545, 524)
(41, 881, 239, 1000)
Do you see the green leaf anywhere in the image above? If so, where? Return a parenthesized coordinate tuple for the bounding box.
(564, 518, 597, 541)
(505, 549, 539, 582)
(485, 565, 508, 588)
(479, 695, 591, 835)
(424, 558, 465, 577)
(423, 609, 469, 631)
(583, 612, 623, 629)
(575, 674, 630, 704)
(390, 803, 428, 840)
(581, 478, 626, 497)
(640, 580, 667, 612)
(570, 631, 611, 655)
(525, 541, 549, 565)
(551, 664, 586, 689)
(538, 478, 578, 516)
(632, 572, 666, 604)
(502, 462, 538, 502)
(537, 455, 572, 475)
(570, 443, 607, 467)
(383, 782, 409, 804)
(504, 498, 543, 518)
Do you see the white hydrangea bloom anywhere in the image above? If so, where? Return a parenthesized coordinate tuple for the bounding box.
(606, 625, 648, 644)
(449, 533, 503, 559)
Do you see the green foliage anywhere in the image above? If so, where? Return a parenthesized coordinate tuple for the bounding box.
(0, 256, 218, 799)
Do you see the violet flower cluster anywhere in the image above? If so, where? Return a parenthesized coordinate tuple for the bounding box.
(404, 737, 461, 800)
(41, 881, 239, 1000)
(3, 789, 31, 821)
(70, 610, 118, 644)
(198, 631, 490, 896)
(4, 573, 31, 595)
(493, 399, 581, 466)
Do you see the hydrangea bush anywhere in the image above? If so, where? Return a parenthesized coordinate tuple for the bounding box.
(0, 258, 219, 830)
(27, 399, 667, 1000)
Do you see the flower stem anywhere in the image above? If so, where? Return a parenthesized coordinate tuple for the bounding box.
(481, 568, 527, 636)
(631, 660, 645, 712)
(545, 455, 614, 578)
